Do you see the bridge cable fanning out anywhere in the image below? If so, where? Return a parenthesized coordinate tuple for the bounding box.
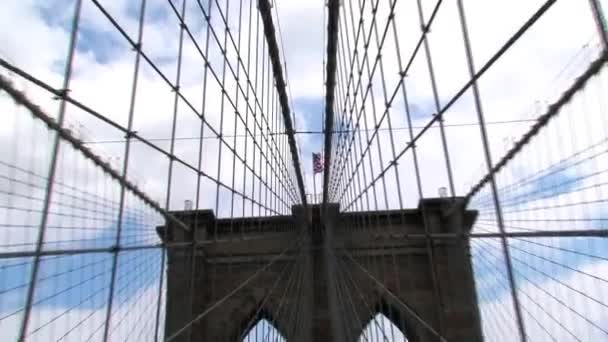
(0, 0, 607, 341)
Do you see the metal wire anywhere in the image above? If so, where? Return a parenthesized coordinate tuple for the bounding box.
(0, 0, 305, 340)
(1, 0, 607, 341)
(322, 0, 608, 341)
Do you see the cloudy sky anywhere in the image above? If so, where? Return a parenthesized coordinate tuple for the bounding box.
(1, 0, 608, 341)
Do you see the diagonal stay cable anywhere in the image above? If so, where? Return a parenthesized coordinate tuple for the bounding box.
(342, 0, 596, 210)
(258, 0, 307, 207)
(0, 73, 189, 233)
(466, 51, 608, 202)
(268, 252, 306, 341)
(322, 0, 341, 206)
(340, 247, 448, 341)
(239, 227, 308, 340)
(165, 231, 305, 341)
(238, 250, 300, 340)
(0, 57, 286, 215)
(189, 0, 300, 205)
(330, 246, 389, 342)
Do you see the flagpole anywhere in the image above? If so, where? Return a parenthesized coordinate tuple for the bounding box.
(313, 170, 317, 204)
(318, 153, 322, 204)
(312, 152, 322, 204)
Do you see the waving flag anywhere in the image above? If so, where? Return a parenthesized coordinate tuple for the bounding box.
(312, 153, 324, 174)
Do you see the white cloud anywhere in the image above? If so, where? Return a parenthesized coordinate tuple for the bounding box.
(475, 258, 608, 341)
(1, 0, 607, 341)
(0, 270, 164, 341)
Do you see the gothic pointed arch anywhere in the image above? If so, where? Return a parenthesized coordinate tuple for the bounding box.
(355, 299, 419, 342)
(237, 306, 287, 341)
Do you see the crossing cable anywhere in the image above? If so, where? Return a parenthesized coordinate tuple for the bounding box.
(338, 46, 414, 333)
(260, 262, 299, 340)
(330, 271, 356, 341)
(245, 234, 306, 341)
(275, 245, 308, 341)
(330, 0, 450, 337)
(0, 46, 197, 342)
(272, 0, 303, 184)
(79, 119, 540, 145)
(466, 50, 608, 202)
(10, 1, 79, 336)
(191, 0, 300, 205)
(154, 0, 193, 337)
(0, 0, 304, 215)
(147, 0, 301, 210)
(332, 0, 429, 206)
(0, 73, 190, 227)
(251, 3, 264, 220)
(331, 0, 403, 205)
(328, 0, 402, 204)
(470, 239, 536, 340)
(183, 0, 215, 334)
(237, 247, 301, 341)
(0, 61, 289, 217)
(322, 0, 341, 206)
(471, 136, 608, 209)
(165, 232, 305, 341)
(211, 0, 232, 240)
(174, 0, 300, 212)
(330, 254, 370, 342)
(103, 0, 150, 340)
(208, 0, 301, 200)
(414, 0, 456, 198)
(455, 0, 527, 339)
(1, 1, 307, 340)
(339, 0, 427, 336)
(331, 0, 371, 209)
(367, 0, 427, 335)
(341, 0, 565, 211)
(258, 0, 308, 207)
(327, 0, 368, 203)
(340, 248, 447, 341)
(332, 243, 424, 341)
(326, 0, 418, 207)
(473, 237, 608, 339)
(466, 69, 608, 337)
(262, 249, 304, 341)
(383, 39, 441, 342)
(330, 244, 391, 342)
(588, 0, 608, 50)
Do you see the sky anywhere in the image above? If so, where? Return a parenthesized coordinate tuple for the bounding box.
(1, 0, 608, 341)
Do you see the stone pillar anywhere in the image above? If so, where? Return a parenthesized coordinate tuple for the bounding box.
(291, 205, 313, 342)
(420, 198, 483, 342)
(322, 203, 346, 342)
(159, 200, 482, 342)
(157, 211, 214, 342)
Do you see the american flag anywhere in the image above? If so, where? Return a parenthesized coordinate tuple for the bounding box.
(312, 153, 324, 174)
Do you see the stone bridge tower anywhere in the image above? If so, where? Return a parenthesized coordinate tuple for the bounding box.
(158, 198, 482, 341)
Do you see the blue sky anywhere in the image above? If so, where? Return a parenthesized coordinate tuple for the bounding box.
(0, 210, 162, 313)
(1, 0, 608, 340)
(293, 96, 324, 179)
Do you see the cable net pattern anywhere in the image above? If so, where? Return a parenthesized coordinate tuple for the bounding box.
(0, 0, 607, 341)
